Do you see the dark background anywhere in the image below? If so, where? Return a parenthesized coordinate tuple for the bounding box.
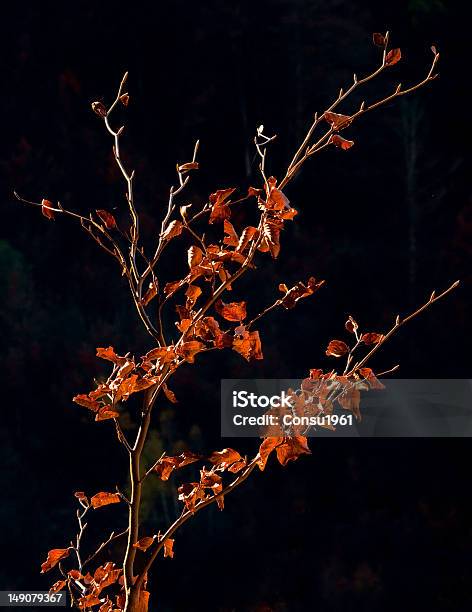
(0, 1, 471, 610)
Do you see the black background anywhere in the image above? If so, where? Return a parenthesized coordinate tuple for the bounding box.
(0, 1, 471, 610)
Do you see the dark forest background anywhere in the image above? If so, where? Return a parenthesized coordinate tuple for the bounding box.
(0, 0, 471, 610)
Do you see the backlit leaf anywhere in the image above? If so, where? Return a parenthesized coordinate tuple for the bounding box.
(41, 548, 70, 573)
(90, 492, 121, 509)
(326, 340, 349, 357)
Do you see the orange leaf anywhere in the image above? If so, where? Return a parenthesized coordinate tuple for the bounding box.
(96, 346, 127, 366)
(257, 437, 283, 471)
(361, 332, 385, 345)
(177, 340, 205, 363)
(95, 406, 120, 421)
(161, 220, 183, 241)
(178, 161, 199, 173)
(41, 548, 70, 573)
(223, 220, 239, 247)
(163, 538, 174, 559)
(215, 299, 247, 322)
(326, 340, 349, 357)
(90, 492, 121, 509)
(162, 383, 178, 404)
(41, 198, 55, 220)
(275, 436, 311, 466)
(96, 209, 116, 229)
(209, 448, 242, 469)
(49, 580, 67, 594)
(329, 134, 354, 150)
(73, 394, 100, 411)
(188, 245, 204, 268)
(323, 111, 352, 131)
(209, 188, 235, 224)
(153, 452, 201, 481)
(386, 48, 401, 66)
(345, 316, 358, 334)
(359, 367, 385, 389)
(133, 536, 155, 552)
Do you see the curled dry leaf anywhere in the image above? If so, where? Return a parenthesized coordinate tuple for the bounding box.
(275, 436, 311, 466)
(209, 448, 242, 469)
(49, 580, 67, 594)
(326, 339, 350, 357)
(177, 340, 205, 363)
(338, 386, 361, 419)
(215, 299, 247, 322)
(41, 199, 55, 220)
(209, 188, 236, 224)
(178, 161, 199, 173)
(162, 382, 178, 404)
(90, 491, 121, 509)
(359, 367, 385, 389)
(257, 437, 284, 471)
(345, 316, 358, 334)
(223, 220, 239, 247)
(279, 277, 325, 309)
(233, 329, 263, 361)
(153, 451, 201, 481)
(141, 282, 157, 307)
(386, 48, 401, 66)
(265, 177, 290, 211)
(41, 548, 70, 573)
(323, 111, 352, 130)
(119, 93, 130, 106)
(372, 32, 386, 47)
(161, 219, 183, 241)
(329, 134, 354, 150)
(95, 406, 120, 421)
(96, 209, 116, 229)
(73, 394, 100, 411)
(96, 346, 127, 366)
(163, 538, 174, 558)
(133, 536, 155, 552)
(361, 332, 385, 345)
(91, 101, 107, 118)
(188, 245, 204, 268)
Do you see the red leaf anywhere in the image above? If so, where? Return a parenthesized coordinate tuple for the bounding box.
(96, 209, 116, 229)
(163, 538, 174, 559)
(323, 112, 352, 131)
(386, 48, 401, 66)
(41, 548, 70, 573)
(275, 436, 311, 466)
(41, 199, 55, 220)
(161, 220, 183, 241)
(326, 340, 349, 357)
(361, 332, 385, 345)
(133, 536, 155, 552)
(329, 134, 354, 150)
(90, 492, 121, 509)
(345, 316, 358, 334)
(215, 299, 247, 322)
(372, 32, 386, 47)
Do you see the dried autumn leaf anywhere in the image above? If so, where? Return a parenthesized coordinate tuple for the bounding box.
(233, 329, 263, 361)
(275, 436, 311, 466)
(133, 536, 155, 552)
(359, 367, 385, 389)
(50, 580, 67, 594)
(74, 491, 88, 503)
(141, 282, 157, 306)
(215, 299, 247, 322)
(163, 538, 174, 558)
(185, 284, 202, 305)
(95, 406, 120, 421)
(163, 280, 181, 297)
(91, 101, 107, 117)
(73, 394, 100, 411)
(257, 437, 283, 471)
(161, 219, 183, 241)
(223, 220, 239, 247)
(279, 277, 325, 309)
(209, 448, 242, 469)
(236, 226, 258, 253)
(338, 386, 361, 419)
(41, 199, 55, 220)
(153, 451, 201, 481)
(361, 332, 385, 345)
(209, 188, 235, 224)
(177, 340, 205, 363)
(144, 346, 176, 363)
(96, 209, 116, 229)
(96, 346, 127, 366)
(329, 134, 354, 150)
(228, 459, 247, 473)
(345, 316, 358, 334)
(41, 548, 70, 573)
(326, 340, 349, 357)
(323, 111, 352, 131)
(386, 48, 401, 66)
(162, 383, 178, 404)
(178, 482, 205, 512)
(372, 32, 386, 47)
(178, 161, 199, 173)
(120, 93, 130, 106)
(78, 594, 102, 609)
(265, 177, 290, 211)
(90, 492, 121, 509)
(188, 245, 204, 268)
